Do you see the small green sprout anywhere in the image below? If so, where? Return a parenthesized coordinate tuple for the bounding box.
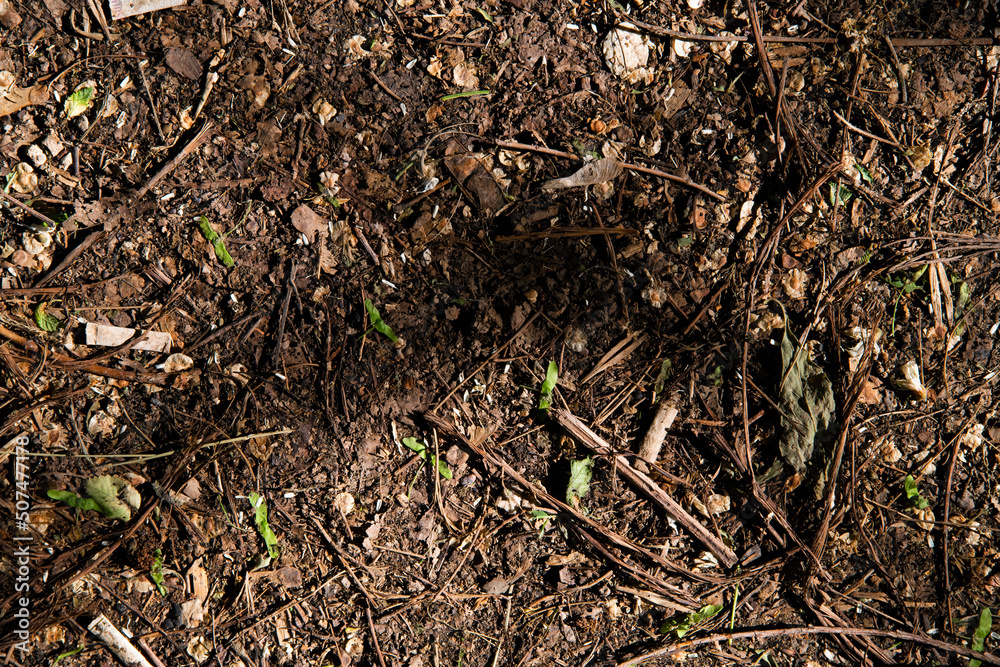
(903, 475, 930, 510)
(970, 607, 992, 667)
(34, 303, 60, 332)
(566, 457, 593, 509)
(363, 298, 399, 342)
(538, 361, 558, 413)
(402, 437, 453, 479)
(660, 604, 725, 638)
(248, 492, 282, 560)
(150, 549, 167, 596)
(198, 216, 235, 268)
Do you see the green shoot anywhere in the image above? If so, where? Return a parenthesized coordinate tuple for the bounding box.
(364, 298, 399, 342)
(34, 303, 60, 332)
(969, 607, 991, 667)
(402, 437, 453, 479)
(566, 457, 593, 509)
(248, 492, 282, 560)
(660, 604, 725, 638)
(198, 216, 235, 268)
(903, 475, 930, 510)
(47, 475, 141, 521)
(828, 182, 853, 207)
(539, 361, 558, 413)
(52, 647, 84, 665)
(150, 549, 167, 596)
(440, 90, 491, 101)
(530, 509, 554, 538)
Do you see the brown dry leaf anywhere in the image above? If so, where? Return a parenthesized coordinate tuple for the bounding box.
(291, 204, 328, 244)
(275, 566, 302, 588)
(444, 155, 505, 213)
(165, 49, 203, 80)
(180, 599, 205, 627)
(541, 158, 622, 190)
(0, 73, 49, 118)
(187, 559, 209, 604)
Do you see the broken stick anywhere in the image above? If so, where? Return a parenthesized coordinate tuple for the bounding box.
(635, 399, 678, 473)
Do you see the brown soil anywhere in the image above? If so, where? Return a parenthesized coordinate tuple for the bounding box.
(1, 0, 999, 665)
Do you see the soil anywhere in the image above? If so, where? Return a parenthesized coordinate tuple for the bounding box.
(1, 0, 1000, 666)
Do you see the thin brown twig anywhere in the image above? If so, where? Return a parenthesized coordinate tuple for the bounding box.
(610, 17, 997, 47)
(0, 190, 59, 228)
(942, 434, 961, 635)
(133, 120, 214, 200)
(617, 624, 1000, 666)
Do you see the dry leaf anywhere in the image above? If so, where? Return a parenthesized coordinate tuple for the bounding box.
(541, 158, 622, 190)
(290, 204, 328, 244)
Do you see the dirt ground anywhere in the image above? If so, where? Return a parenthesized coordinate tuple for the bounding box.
(2, 0, 1000, 665)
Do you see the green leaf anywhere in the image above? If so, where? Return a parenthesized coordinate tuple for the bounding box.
(64, 86, 94, 118)
(364, 298, 399, 342)
(904, 475, 930, 509)
(84, 475, 142, 521)
(402, 437, 453, 479)
(677, 236, 694, 248)
(248, 492, 282, 560)
(660, 604, 725, 638)
(48, 476, 141, 521)
(566, 457, 593, 508)
(539, 361, 559, 412)
(653, 359, 673, 398)
(777, 313, 836, 473)
(198, 216, 235, 268)
(34, 303, 60, 332)
(828, 182, 853, 207)
(472, 6, 494, 23)
(856, 163, 873, 183)
(150, 548, 167, 596)
(970, 607, 992, 667)
(52, 646, 84, 665)
(47, 490, 101, 514)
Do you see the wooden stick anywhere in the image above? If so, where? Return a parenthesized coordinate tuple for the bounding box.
(89, 614, 155, 667)
(635, 400, 678, 472)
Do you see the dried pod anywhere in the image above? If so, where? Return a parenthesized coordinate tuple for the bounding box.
(541, 157, 622, 190)
(894, 360, 927, 400)
(312, 98, 336, 125)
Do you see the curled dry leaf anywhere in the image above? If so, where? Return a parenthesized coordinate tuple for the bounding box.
(541, 157, 622, 190)
(10, 163, 38, 194)
(453, 62, 480, 89)
(895, 360, 927, 400)
(312, 98, 336, 125)
(163, 353, 194, 373)
(291, 204, 329, 244)
(187, 637, 213, 664)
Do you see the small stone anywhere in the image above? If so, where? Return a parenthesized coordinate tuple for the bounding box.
(42, 131, 65, 157)
(26, 144, 47, 167)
